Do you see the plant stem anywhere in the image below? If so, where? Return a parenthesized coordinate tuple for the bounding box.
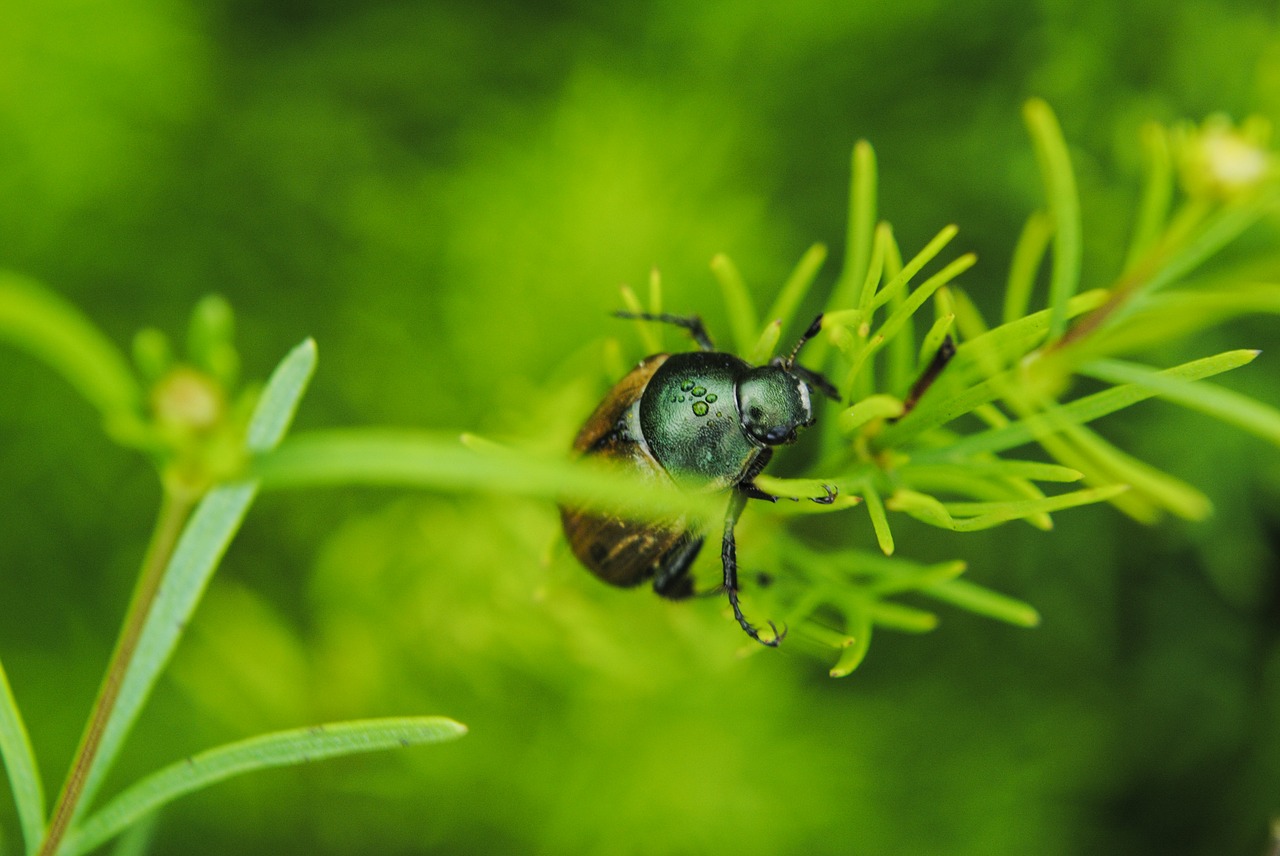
(38, 489, 195, 856)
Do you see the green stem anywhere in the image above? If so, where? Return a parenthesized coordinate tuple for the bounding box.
(38, 489, 195, 856)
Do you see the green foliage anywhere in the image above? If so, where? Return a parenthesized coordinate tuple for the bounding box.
(2, 4, 1279, 854)
(552, 103, 1280, 675)
(63, 718, 466, 856)
(0, 301, 464, 855)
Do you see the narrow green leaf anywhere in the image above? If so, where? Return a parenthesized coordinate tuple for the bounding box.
(1056, 420, 1213, 521)
(747, 319, 782, 365)
(0, 271, 142, 430)
(937, 483, 1130, 531)
(922, 578, 1041, 627)
(1024, 99, 1083, 338)
(872, 290, 1109, 451)
(1080, 355, 1280, 446)
(868, 600, 939, 633)
(75, 339, 317, 817)
(647, 267, 664, 316)
(1123, 122, 1174, 269)
(872, 254, 977, 350)
(710, 254, 758, 355)
(886, 489, 955, 529)
(808, 144, 876, 374)
(838, 394, 903, 433)
(259, 430, 722, 523)
(909, 459, 1082, 483)
(955, 289, 1108, 382)
(245, 340, 317, 452)
(895, 468, 1053, 529)
(875, 374, 1006, 450)
(1004, 211, 1054, 324)
(862, 481, 894, 555)
(618, 284, 661, 354)
(918, 313, 955, 373)
(868, 559, 967, 596)
(829, 602, 873, 677)
(835, 141, 878, 313)
(65, 718, 466, 856)
(1132, 190, 1278, 300)
(107, 812, 156, 856)
(1094, 284, 1280, 354)
(914, 349, 1258, 462)
(885, 252, 916, 399)
(751, 474, 840, 502)
(0, 659, 44, 855)
(764, 243, 827, 334)
(856, 223, 891, 317)
(869, 224, 960, 313)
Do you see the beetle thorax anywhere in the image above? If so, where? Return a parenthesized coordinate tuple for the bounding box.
(637, 352, 759, 490)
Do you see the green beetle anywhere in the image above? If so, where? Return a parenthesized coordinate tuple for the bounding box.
(560, 312, 838, 646)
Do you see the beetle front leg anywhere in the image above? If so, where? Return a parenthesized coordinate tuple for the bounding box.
(721, 491, 785, 647)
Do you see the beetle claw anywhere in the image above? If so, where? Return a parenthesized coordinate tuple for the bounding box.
(727, 586, 785, 647)
(810, 483, 838, 505)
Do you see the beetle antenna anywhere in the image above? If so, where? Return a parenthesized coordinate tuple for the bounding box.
(783, 314, 824, 369)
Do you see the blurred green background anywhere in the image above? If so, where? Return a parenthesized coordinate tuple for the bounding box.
(2, 0, 1279, 853)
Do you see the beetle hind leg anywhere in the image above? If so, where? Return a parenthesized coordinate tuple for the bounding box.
(651, 534, 704, 601)
(613, 311, 716, 352)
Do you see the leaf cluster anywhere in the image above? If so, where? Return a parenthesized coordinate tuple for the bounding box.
(608, 101, 1280, 673)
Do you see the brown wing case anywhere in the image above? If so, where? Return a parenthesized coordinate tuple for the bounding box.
(560, 354, 691, 588)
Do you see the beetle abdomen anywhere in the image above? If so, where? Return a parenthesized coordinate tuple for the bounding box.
(561, 353, 698, 589)
(560, 507, 694, 589)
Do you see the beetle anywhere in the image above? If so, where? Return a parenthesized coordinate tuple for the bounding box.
(559, 312, 839, 646)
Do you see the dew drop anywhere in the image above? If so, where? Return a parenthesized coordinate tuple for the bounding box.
(692, 401, 709, 416)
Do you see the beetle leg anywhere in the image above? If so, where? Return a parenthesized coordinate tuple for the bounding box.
(737, 448, 781, 503)
(651, 534, 705, 601)
(613, 311, 716, 352)
(893, 335, 957, 420)
(742, 479, 836, 505)
(721, 491, 786, 647)
(811, 483, 838, 504)
(740, 482, 779, 502)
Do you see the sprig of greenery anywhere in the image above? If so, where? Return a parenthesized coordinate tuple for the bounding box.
(617, 100, 1279, 675)
(0, 286, 466, 855)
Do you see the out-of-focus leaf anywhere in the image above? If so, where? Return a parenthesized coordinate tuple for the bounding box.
(74, 339, 317, 818)
(710, 253, 757, 355)
(0, 658, 43, 856)
(64, 718, 466, 856)
(913, 349, 1258, 461)
(1024, 99, 1083, 339)
(0, 272, 141, 431)
(1080, 356, 1280, 446)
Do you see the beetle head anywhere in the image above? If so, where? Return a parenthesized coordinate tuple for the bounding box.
(737, 365, 813, 446)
